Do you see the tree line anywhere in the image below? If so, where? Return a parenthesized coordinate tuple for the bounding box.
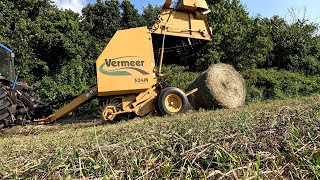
(0, 0, 319, 103)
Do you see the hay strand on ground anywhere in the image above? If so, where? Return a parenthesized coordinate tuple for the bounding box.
(188, 63, 246, 109)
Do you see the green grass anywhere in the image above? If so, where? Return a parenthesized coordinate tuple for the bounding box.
(0, 96, 319, 179)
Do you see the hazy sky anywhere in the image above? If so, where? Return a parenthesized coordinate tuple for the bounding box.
(53, 0, 320, 23)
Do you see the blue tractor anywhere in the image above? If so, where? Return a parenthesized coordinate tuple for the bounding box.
(0, 43, 44, 128)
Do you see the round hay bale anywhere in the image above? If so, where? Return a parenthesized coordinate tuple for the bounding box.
(188, 63, 246, 109)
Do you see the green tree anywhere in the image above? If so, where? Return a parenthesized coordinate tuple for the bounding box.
(192, 0, 257, 71)
(120, 0, 143, 29)
(0, 0, 93, 101)
(81, 0, 122, 73)
(141, 4, 161, 26)
(82, 0, 121, 41)
(267, 16, 320, 75)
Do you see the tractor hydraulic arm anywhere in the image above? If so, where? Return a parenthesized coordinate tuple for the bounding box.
(35, 85, 98, 125)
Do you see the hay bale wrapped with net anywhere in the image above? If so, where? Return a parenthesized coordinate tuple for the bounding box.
(188, 63, 246, 109)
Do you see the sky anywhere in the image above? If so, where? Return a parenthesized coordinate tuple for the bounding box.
(52, 0, 320, 23)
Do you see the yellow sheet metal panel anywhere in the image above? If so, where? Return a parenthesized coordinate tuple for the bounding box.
(96, 27, 157, 96)
(152, 9, 212, 40)
(168, 11, 191, 32)
(190, 13, 212, 38)
(179, 0, 209, 11)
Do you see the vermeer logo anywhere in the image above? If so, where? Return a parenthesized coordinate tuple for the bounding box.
(99, 56, 149, 76)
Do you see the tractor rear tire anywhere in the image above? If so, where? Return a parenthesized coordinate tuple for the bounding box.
(156, 87, 188, 116)
(0, 89, 12, 128)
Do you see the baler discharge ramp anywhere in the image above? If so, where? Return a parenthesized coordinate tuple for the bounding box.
(35, 85, 98, 125)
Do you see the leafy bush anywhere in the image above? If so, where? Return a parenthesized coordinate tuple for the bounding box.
(243, 68, 320, 101)
(160, 65, 199, 91)
(160, 65, 320, 103)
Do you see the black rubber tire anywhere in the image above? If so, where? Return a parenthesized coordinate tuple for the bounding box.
(156, 87, 188, 116)
(0, 89, 11, 127)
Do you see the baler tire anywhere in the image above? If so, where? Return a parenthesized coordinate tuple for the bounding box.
(156, 87, 188, 116)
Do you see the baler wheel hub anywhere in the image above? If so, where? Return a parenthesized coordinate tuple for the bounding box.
(98, 98, 122, 122)
(165, 94, 183, 113)
(102, 106, 116, 121)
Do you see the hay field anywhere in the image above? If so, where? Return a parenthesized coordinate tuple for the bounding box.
(0, 96, 319, 179)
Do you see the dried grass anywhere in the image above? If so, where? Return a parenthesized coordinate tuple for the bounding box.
(0, 96, 319, 179)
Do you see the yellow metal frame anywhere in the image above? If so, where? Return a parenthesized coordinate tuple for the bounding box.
(152, 0, 212, 41)
(163, 0, 210, 11)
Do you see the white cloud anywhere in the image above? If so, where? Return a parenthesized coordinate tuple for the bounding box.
(53, 0, 88, 14)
